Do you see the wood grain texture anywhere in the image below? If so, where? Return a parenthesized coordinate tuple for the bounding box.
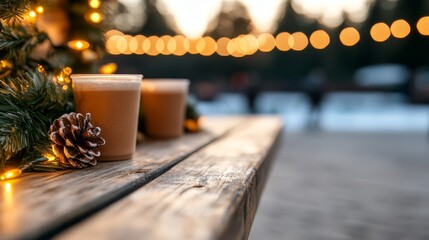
(0, 117, 243, 240)
(58, 116, 283, 240)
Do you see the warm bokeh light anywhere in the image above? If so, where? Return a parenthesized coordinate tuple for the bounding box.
(309, 30, 330, 50)
(28, 11, 37, 18)
(160, 35, 173, 55)
(143, 36, 160, 56)
(88, 12, 103, 23)
(238, 0, 287, 33)
(292, 0, 371, 27)
(216, 37, 230, 56)
(290, 32, 308, 51)
(390, 19, 411, 39)
(156, 0, 222, 39)
(67, 40, 90, 51)
(276, 32, 292, 51)
(89, 0, 101, 9)
(339, 27, 360, 47)
(416, 16, 429, 36)
(188, 39, 200, 54)
(155, 37, 165, 54)
(167, 37, 177, 53)
(99, 63, 118, 74)
(36, 6, 44, 14)
(121, 35, 133, 54)
(172, 35, 189, 56)
(258, 33, 276, 52)
(370, 22, 391, 42)
(134, 35, 146, 54)
(227, 38, 245, 57)
(128, 36, 139, 54)
(105, 30, 124, 38)
(106, 35, 122, 55)
(196, 38, 206, 54)
(241, 35, 259, 55)
(199, 37, 217, 56)
(0, 169, 22, 181)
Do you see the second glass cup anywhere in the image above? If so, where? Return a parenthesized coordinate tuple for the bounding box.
(71, 74, 142, 161)
(140, 79, 189, 138)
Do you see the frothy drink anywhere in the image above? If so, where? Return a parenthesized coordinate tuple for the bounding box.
(72, 74, 142, 161)
(140, 79, 189, 138)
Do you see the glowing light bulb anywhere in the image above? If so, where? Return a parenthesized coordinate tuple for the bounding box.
(416, 16, 429, 36)
(99, 63, 118, 74)
(390, 19, 410, 39)
(309, 30, 330, 50)
(1, 169, 22, 181)
(339, 27, 360, 47)
(370, 22, 391, 42)
(36, 6, 44, 14)
(67, 40, 90, 50)
(89, 0, 101, 9)
(89, 12, 103, 23)
(28, 11, 37, 18)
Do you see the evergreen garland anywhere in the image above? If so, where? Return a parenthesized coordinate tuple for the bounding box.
(0, 0, 106, 172)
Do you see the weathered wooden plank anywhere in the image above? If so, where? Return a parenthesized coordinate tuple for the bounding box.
(0, 117, 243, 240)
(57, 116, 283, 240)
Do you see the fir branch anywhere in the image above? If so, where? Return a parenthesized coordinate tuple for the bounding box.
(0, 21, 49, 66)
(0, 0, 31, 23)
(0, 68, 72, 169)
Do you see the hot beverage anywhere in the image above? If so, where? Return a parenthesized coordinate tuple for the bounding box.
(140, 79, 189, 138)
(72, 74, 142, 161)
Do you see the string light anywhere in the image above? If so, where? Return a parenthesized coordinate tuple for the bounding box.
(44, 154, 56, 161)
(340, 27, 360, 46)
(276, 32, 292, 51)
(103, 17, 427, 57)
(67, 40, 90, 51)
(37, 64, 45, 73)
(89, 0, 101, 9)
(0, 169, 22, 181)
(160, 35, 173, 55)
(88, 12, 103, 23)
(28, 11, 37, 18)
(416, 16, 429, 36)
(291, 32, 308, 51)
(370, 22, 391, 42)
(390, 19, 411, 39)
(36, 6, 44, 14)
(216, 37, 230, 56)
(258, 33, 276, 52)
(309, 30, 330, 50)
(172, 35, 189, 56)
(99, 63, 118, 74)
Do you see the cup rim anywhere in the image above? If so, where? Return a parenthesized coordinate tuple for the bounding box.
(141, 79, 189, 85)
(71, 74, 143, 80)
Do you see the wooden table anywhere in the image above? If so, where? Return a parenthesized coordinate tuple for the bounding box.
(0, 116, 282, 240)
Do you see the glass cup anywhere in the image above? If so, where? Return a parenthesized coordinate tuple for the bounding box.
(140, 79, 189, 138)
(71, 74, 142, 161)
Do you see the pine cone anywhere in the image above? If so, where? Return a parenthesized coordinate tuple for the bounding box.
(49, 112, 105, 168)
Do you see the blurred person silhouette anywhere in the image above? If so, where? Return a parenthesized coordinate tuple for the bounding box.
(304, 68, 326, 130)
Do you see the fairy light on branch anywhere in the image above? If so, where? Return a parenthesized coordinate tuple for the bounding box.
(87, 12, 103, 24)
(67, 40, 90, 51)
(28, 11, 37, 18)
(36, 6, 44, 14)
(0, 169, 22, 181)
(89, 0, 101, 9)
